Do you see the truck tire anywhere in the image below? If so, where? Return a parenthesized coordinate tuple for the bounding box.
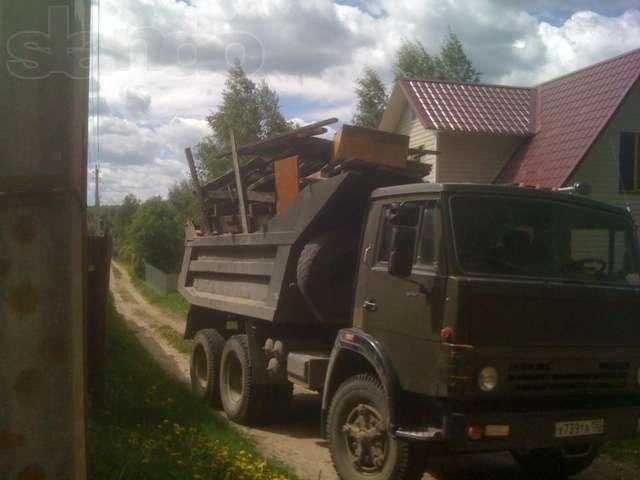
(219, 334, 269, 425)
(327, 374, 426, 480)
(512, 444, 600, 478)
(297, 229, 358, 319)
(190, 329, 225, 406)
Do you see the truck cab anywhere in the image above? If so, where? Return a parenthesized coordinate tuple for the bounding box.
(181, 177, 640, 480)
(322, 183, 640, 479)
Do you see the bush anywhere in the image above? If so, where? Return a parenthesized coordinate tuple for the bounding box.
(126, 197, 184, 277)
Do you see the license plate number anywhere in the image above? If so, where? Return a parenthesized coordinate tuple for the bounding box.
(555, 419, 604, 438)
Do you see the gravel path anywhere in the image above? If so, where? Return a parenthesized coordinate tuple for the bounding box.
(109, 262, 639, 480)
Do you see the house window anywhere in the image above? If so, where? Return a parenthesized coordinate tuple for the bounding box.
(619, 132, 640, 191)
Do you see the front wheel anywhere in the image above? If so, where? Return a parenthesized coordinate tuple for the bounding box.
(327, 374, 426, 480)
(512, 444, 600, 478)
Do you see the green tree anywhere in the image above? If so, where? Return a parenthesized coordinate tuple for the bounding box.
(198, 61, 292, 180)
(435, 32, 481, 82)
(352, 67, 389, 128)
(395, 39, 438, 79)
(168, 180, 201, 226)
(394, 33, 481, 83)
(126, 197, 184, 276)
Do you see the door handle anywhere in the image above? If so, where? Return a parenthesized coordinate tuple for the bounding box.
(362, 299, 378, 312)
(362, 243, 373, 268)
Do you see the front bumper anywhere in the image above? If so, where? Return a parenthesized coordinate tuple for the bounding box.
(443, 405, 640, 453)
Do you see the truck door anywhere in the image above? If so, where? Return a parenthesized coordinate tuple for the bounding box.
(353, 198, 444, 393)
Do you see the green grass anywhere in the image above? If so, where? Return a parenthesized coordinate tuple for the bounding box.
(128, 269, 190, 318)
(155, 324, 192, 355)
(605, 438, 640, 467)
(88, 297, 294, 480)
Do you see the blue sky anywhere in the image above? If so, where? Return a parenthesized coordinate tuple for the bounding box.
(88, 0, 640, 204)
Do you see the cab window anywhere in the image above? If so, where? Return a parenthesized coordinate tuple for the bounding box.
(417, 202, 436, 266)
(377, 205, 397, 262)
(376, 202, 436, 265)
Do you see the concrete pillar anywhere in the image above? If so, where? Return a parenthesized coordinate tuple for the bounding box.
(0, 1, 90, 479)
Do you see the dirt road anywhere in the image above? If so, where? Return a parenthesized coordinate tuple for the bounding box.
(110, 262, 639, 480)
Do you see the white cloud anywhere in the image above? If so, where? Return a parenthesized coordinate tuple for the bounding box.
(90, 0, 640, 204)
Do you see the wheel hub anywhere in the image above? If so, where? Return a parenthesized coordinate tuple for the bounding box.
(342, 403, 388, 473)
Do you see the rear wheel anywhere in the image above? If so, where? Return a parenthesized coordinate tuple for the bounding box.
(190, 329, 225, 406)
(512, 444, 600, 478)
(327, 374, 426, 480)
(219, 334, 270, 425)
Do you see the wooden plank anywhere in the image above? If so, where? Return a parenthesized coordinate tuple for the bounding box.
(334, 124, 409, 169)
(207, 190, 275, 203)
(275, 155, 300, 213)
(230, 130, 250, 233)
(215, 118, 338, 159)
(185, 147, 212, 233)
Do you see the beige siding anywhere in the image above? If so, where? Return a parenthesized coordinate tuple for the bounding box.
(569, 84, 640, 225)
(394, 106, 438, 182)
(436, 132, 523, 184)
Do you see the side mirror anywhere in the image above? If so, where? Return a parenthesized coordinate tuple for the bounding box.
(387, 202, 419, 278)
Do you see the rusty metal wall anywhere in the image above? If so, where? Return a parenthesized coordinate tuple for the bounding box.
(0, 1, 90, 479)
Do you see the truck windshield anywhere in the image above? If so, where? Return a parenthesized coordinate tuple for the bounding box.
(450, 195, 640, 286)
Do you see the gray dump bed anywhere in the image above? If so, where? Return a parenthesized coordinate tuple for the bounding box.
(179, 171, 406, 325)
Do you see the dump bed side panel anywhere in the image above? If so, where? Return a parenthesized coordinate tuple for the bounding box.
(179, 171, 417, 323)
(179, 172, 361, 322)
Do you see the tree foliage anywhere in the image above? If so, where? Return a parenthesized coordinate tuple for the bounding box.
(395, 40, 438, 80)
(197, 61, 293, 180)
(394, 32, 481, 82)
(352, 68, 389, 128)
(127, 197, 184, 276)
(168, 180, 201, 226)
(435, 32, 481, 82)
(353, 32, 480, 130)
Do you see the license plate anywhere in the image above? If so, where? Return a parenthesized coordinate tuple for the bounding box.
(555, 419, 604, 438)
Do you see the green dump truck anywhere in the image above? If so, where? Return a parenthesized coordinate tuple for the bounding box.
(179, 167, 640, 479)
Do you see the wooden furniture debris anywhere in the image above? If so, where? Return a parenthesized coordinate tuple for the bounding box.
(185, 119, 434, 235)
(333, 125, 410, 169)
(275, 156, 299, 213)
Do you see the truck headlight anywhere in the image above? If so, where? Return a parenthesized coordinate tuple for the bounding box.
(478, 366, 499, 392)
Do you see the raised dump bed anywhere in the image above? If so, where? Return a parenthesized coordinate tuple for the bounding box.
(179, 121, 430, 328)
(178, 170, 414, 326)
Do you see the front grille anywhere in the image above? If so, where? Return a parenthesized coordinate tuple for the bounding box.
(508, 361, 629, 393)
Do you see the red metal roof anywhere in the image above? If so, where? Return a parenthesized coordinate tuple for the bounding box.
(496, 48, 640, 187)
(400, 79, 533, 136)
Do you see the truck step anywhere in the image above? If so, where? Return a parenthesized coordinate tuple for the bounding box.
(287, 351, 330, 391)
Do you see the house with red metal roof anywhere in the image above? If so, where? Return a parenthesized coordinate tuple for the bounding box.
(379, 48, 640, 220)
